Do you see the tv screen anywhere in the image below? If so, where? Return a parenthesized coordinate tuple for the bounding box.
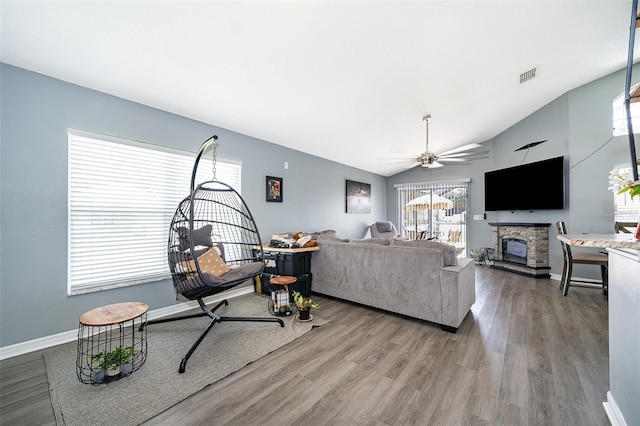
(484, 156, 565, 211)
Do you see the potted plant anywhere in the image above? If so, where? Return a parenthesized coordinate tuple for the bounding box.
(291, 291, 319, 321)
(471, 248, 484, 264)
(89, 346, 137, 377)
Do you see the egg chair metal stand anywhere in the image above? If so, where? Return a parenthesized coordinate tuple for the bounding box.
(140, 135, 283, 373)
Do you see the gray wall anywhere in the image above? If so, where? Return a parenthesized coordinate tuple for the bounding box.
(388, 64, 639, 279)
(0, 63, 386, 347)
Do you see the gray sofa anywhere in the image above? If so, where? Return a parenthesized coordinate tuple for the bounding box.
(310, 236, 475, 332)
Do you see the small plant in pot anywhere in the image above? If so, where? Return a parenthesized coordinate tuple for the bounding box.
(89, 346, 137, 377)
(471, 248, 484, 264)
(292, 291, 319, 322)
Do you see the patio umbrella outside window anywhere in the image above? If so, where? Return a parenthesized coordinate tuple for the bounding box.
(405, 193, 453, 239)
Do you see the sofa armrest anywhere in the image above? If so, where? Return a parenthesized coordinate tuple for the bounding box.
(440, 258, 476, 329)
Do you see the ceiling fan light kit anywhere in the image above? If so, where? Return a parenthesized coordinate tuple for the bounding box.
(415, 115, 488, 169)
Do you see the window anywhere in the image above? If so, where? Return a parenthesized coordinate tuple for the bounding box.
(395, 179, 470, 256)
(68, 130, 241, 295)
(612, 86, 640, 136)
(612, 164, 640, 224)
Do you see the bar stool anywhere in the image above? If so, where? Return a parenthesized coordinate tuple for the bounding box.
(556, 221, 608, 296)
(268, 275, 297, 316)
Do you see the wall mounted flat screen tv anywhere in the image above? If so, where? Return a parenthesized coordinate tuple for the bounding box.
(484, 156, 565, 211)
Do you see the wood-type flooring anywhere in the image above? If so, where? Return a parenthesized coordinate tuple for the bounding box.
(1, 266, 610, 425)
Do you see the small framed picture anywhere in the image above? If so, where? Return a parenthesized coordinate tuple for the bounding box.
(266, 176, 283, 202)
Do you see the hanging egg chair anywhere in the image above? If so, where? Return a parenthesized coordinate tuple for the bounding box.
(142, 135, 283, 373)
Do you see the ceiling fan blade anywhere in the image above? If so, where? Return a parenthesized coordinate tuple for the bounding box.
(437, 143, 484, 157)
(438, 158, 469, 163)
(422, 161, 444, 168)
(439, 150, 490, 159)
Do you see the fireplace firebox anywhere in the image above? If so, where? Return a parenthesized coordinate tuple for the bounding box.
(502, 238, 527, 265)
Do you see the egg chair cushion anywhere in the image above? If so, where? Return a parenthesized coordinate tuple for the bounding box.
(179, 261, 265, 300)
(177, 224, 213, 251)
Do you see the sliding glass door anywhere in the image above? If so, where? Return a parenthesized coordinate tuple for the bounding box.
(395, 179, 469, 256)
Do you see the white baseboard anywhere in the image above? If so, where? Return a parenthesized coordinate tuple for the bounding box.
(603, 391, 628, 426)
(0, 286, 254, 360)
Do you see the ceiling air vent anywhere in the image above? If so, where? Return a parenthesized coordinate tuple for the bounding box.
(519, 67, 537, 84)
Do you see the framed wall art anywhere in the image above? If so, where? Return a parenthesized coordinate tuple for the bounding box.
(345, 179, 371, 214)
(266, 176, 283, 202)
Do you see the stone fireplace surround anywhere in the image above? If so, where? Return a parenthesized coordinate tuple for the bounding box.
(488, 222, 551, 278)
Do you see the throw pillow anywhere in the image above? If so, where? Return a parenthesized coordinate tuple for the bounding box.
(390, 239, 458, 266)
(178, 247, 230, 277)
(177, 225, 213, 251)
(375, 221, 393, 233)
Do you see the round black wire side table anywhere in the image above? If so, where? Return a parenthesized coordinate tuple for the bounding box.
(76, 302, 148, 384)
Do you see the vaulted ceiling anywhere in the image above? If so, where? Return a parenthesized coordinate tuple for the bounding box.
(2, 1, 638, 176)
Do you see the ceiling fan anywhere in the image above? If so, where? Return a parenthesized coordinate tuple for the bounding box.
(416, 115, 488, 168)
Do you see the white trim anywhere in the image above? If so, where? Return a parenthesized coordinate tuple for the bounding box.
(0, 286, 255, 360)
(394, 177, 471, 188)
(603, 391, 628, 426)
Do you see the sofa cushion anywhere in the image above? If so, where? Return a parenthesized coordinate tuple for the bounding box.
(317, 234, 350, 242)
(315, 230, 345, 241)
(310, 229, 336, 239)
(390, 239, 458, 266)
(349, 238, 391, 246)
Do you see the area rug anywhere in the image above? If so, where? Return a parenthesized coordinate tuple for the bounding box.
(43, 293, 327, 426)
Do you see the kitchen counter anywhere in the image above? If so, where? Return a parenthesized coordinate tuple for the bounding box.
(557, 233, 640, 250)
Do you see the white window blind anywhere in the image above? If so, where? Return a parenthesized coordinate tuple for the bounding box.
(68, 130, 241, 295)
(395, 179, 470, 256)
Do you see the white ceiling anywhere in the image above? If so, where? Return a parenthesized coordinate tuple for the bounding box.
(2, 1, 638, 176)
